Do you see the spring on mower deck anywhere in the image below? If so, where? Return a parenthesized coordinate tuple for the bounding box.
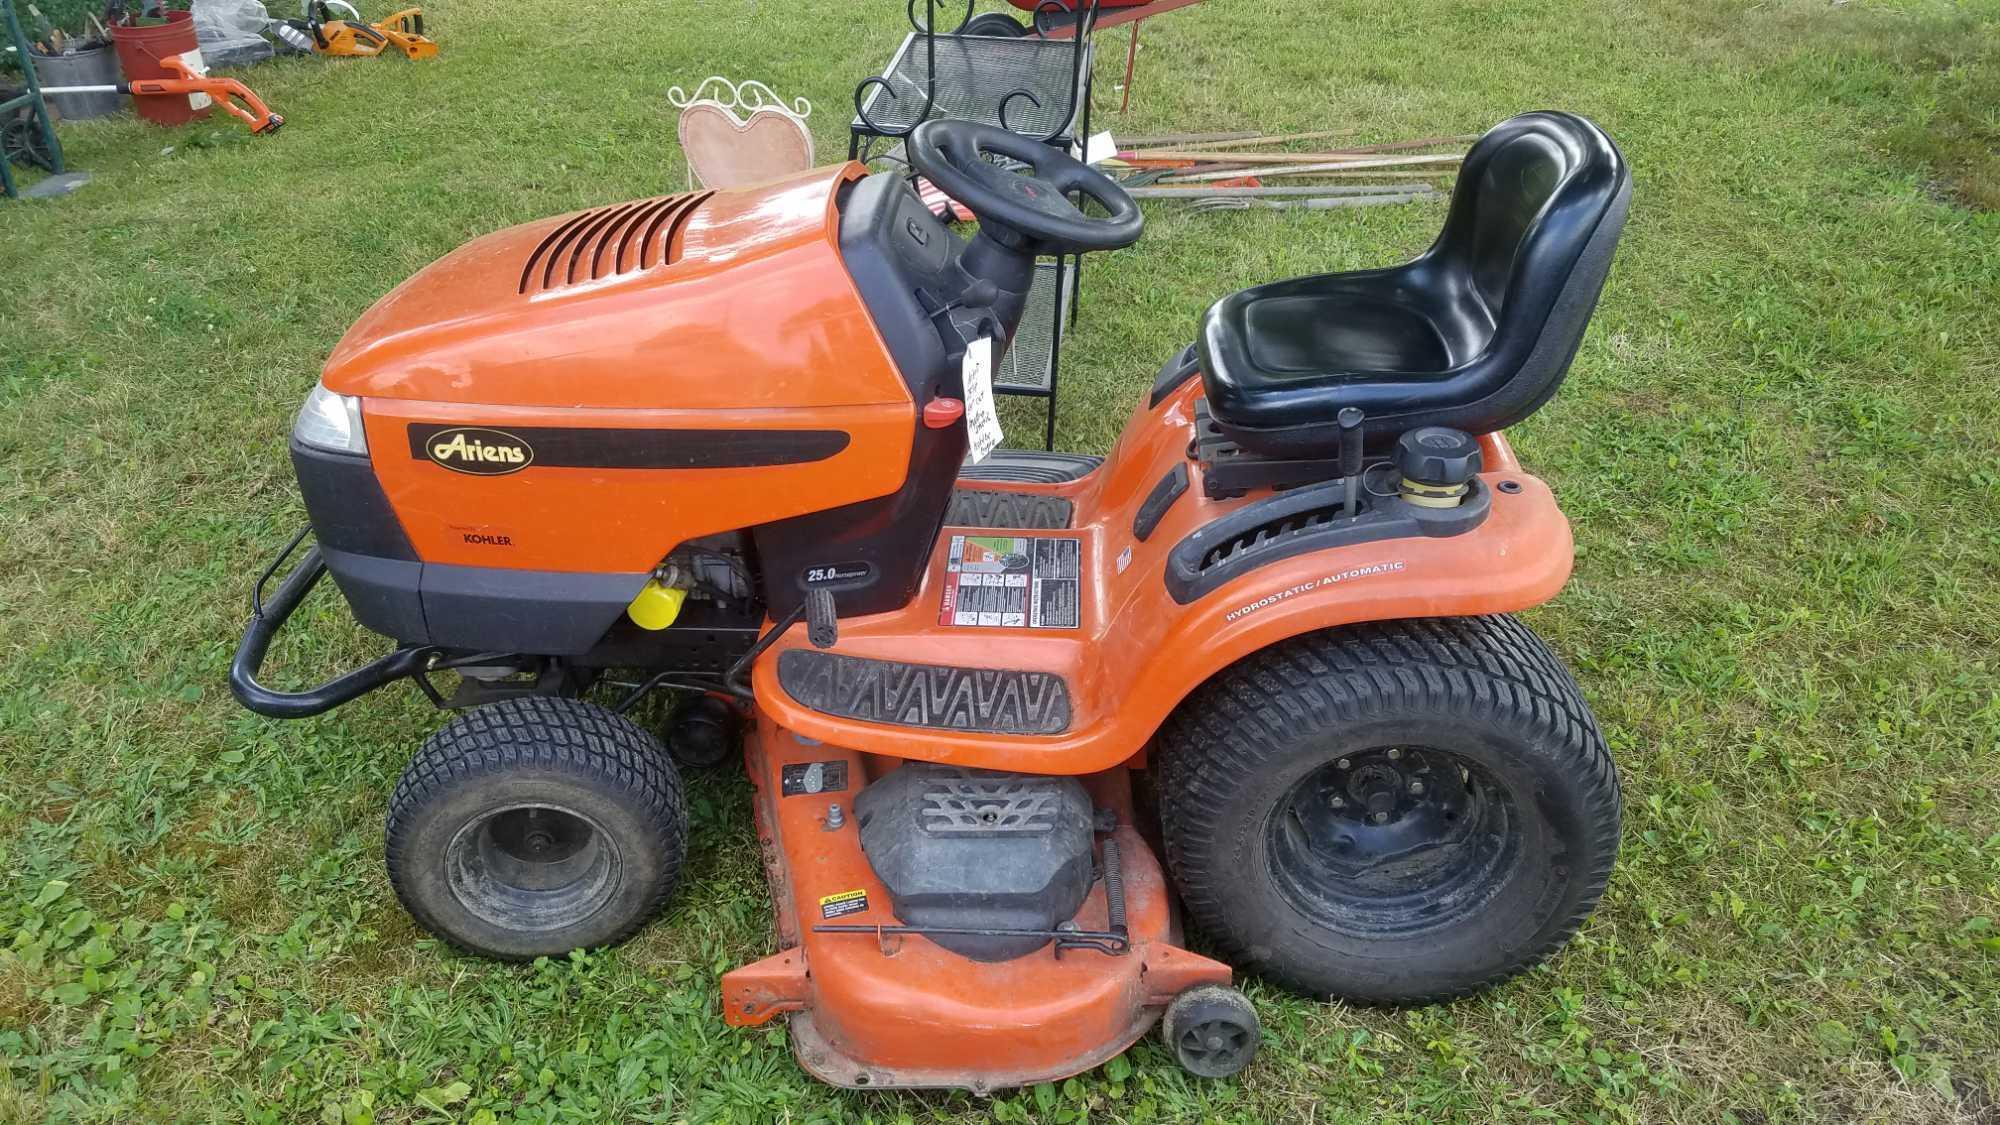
(1103, 836, 1127, 935)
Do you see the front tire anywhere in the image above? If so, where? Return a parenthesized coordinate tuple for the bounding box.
(1156, 616, 1620, 1002)
(386, 697, 688, 960)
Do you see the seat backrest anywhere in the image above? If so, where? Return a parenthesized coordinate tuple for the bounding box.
(1193, 111, 1630, 453)
(1445, 111, 1627, 311)
(1414, 110, 1632, 432)
(1463, 128, 1576, 313)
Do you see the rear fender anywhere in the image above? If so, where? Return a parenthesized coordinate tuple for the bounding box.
(751, 379, 1572, 774)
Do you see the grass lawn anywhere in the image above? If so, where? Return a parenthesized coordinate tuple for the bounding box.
(4, 0, 1999, 1120)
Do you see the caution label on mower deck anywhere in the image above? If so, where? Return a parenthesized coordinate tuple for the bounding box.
(818, 890, 868, 919)
(938, 535, 1081, 629)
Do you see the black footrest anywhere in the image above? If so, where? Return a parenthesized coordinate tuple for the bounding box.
(946, 489, 1075, 529)
(777, 650, 1072, 735)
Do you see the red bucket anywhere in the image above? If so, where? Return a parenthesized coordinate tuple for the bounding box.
(110, 11, 213, 126)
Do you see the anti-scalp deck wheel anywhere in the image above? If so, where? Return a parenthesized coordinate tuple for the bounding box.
(1162, 985, 1261, 1079)
(1157, 615, 1621, 1002)
(385, 697, 688, 960)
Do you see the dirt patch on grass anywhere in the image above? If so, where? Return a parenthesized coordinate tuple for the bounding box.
(0, 963, 46, 1035)
(1873, 25, 2000, 213)
(1956, 1078, 1999, 1125)
(1658, 1, 2000, 211)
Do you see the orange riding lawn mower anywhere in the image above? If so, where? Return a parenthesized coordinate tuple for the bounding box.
(231, 111, 1632, 1087)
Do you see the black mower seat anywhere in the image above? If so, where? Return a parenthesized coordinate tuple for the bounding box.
(1197, 111, 1632, 456)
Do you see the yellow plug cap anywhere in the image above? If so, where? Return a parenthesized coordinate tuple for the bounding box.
(626, 580, 687, 631)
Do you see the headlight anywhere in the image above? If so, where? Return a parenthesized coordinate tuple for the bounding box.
(294, 383, 369, 455)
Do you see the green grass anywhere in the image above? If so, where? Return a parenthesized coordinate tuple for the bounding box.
(4, 0, 1999, 1120)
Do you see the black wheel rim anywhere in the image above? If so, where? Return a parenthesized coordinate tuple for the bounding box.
(444, 803, 621, 932)
(1177, 1017, 1254, 1072)
(4, 117, 52, 172)
(1266, 746, 1522, 938)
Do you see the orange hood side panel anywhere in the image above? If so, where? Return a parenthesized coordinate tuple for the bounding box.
(361, 401, 913, 572)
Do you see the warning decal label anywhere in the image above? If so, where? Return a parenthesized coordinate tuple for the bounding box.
(819, 889, 869, 919)
(938, 535, 1081, 629)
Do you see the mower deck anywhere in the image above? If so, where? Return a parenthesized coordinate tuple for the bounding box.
(722, 724, 1229, 1090)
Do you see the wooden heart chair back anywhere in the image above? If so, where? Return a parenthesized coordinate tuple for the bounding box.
(667, 77, 814, 190)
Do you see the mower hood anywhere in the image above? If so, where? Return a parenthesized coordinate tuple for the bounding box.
(319, 163, 913, 413)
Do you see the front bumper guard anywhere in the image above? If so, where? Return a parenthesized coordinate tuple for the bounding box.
(229, 528, 440, 718)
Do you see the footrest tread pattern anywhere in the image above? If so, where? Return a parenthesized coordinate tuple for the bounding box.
(946, 489, 1075, 529)
(777, 650, 1072, 735)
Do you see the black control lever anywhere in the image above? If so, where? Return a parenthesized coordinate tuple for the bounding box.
(805, 588, 838, 650)
(935, 277, 998, 316)
(1337, 407, 1365, 517)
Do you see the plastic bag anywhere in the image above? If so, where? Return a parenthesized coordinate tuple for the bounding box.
(191, 0, 276, 68)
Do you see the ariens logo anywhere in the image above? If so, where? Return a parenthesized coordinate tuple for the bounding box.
(422, 427, 534, 475)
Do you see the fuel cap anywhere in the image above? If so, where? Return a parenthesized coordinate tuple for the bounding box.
(1394, 427, 1482, 487)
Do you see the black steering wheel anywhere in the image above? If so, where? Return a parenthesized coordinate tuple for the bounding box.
(907, 120, 1143, 255)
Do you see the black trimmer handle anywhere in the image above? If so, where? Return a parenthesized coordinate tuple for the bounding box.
(229, 541, 436, 718)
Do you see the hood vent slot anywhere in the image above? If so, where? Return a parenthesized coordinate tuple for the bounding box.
(518, 190, 714, 295)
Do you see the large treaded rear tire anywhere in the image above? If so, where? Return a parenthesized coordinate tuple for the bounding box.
(1156, 615, 1620, 1002)
(385, 697, 688, 960)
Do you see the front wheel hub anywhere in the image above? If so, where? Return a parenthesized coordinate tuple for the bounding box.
(1348, 762, 1407, 818)
(444, 803, 621, 930)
